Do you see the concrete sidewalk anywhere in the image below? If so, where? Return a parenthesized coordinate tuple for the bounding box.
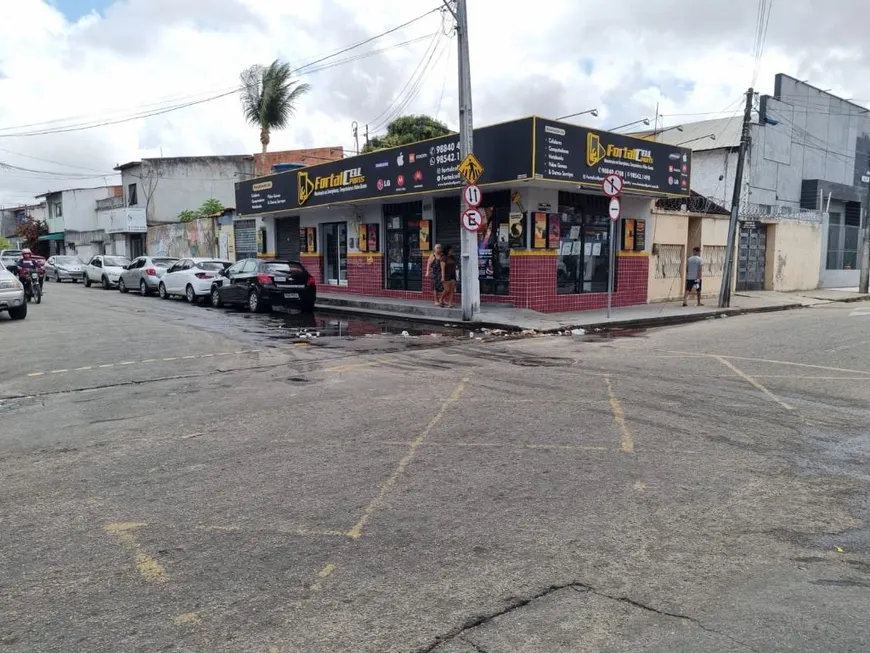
(316, 288, 870, 332)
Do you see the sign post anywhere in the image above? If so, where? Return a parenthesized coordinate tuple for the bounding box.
(604, 182, 623, 319)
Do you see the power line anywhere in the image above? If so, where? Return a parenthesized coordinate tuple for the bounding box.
(370, 32, 449, 133)
(0, 6, 444, 139)
(367, 31, 443, 128)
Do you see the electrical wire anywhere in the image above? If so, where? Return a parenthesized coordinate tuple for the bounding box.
(0, 6, 444, 139)
(750, 0, 774, 87)
(435, 34, 455, 120)
(370, 33, 448, 133)
(366, 31, 443, 128)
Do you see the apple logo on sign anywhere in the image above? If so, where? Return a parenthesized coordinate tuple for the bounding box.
(396, 153, 404, 166)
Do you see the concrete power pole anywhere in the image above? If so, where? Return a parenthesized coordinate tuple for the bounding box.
(450, 0, 480, 320)
(860, 151, 870, 293)
(718, 88, 754, 308)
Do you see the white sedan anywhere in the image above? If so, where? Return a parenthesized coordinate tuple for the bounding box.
(158, 258, 231, 303)
(83, 255, 131, 289)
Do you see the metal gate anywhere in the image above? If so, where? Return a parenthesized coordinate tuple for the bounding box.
(736, 221, 767, 291)
(275, 216, 300, 260)
(234, 219, 257, 260)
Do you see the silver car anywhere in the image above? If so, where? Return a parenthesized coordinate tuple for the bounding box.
(0, 264, 26, 320)
(45, 255, 85, 282)
(118, 256, 179, 296)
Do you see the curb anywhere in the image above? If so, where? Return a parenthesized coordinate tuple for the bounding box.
(315, 294, 870, 333)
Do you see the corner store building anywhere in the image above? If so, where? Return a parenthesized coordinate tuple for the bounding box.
(234, 117, 692, 313)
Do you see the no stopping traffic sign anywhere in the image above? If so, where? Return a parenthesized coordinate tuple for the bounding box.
(462, 208, 483, 232)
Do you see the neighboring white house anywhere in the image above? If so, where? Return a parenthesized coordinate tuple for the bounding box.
(648, 73, 869, 289)
(36, 186, 123, 261)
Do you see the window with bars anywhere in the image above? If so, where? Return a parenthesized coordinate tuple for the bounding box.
(653, 244, 684, 280)
(703, 246, 726, 276)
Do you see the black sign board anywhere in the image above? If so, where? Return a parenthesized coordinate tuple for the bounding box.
(236, 118, 534, 215)
(634, 219, 647, 251)
(534, 118, 691, 197)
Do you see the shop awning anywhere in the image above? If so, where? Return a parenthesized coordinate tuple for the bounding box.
(38, 232, 65, 241)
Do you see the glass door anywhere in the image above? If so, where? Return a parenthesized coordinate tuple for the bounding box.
(384, 204, 423, 291)
(323, 222, 348, 284)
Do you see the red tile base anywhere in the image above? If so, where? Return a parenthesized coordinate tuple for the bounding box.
(309, 252, 649, 313)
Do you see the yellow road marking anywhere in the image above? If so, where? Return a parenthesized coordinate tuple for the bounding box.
(605, 376, 634, 454)
(119, 361, 136, 366)
(140, 359, 156, 363)
(98, 364, 114, 368)
(375, 440, 608, 452)
(27, 372, 44, 377)
(714, 356, 794, 411)
(347, 377, 467, 539)
(309, 563, 337, 591)
(173, 612, 201, 626)
(75, 366, 93, 371)
(162, 357, 178, 361)
(182, 355, 197, 359)
(104, 522, 167, 583)
(50, 369, 68, 374)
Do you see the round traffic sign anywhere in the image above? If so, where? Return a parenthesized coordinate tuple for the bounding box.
(463, 184, 483, 208)
(602, 174, 624, 198)
(462, 208, 484, 232)
(608, 197, 621, 222)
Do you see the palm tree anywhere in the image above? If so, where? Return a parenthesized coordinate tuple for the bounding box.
(239, 60, 311, 154)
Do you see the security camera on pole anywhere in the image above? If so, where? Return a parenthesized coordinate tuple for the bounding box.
(444, 0, 480, 321)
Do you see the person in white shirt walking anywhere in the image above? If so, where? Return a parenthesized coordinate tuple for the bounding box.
(683, 247, 704, 306)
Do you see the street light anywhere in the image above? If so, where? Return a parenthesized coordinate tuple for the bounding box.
(610, 118, 651, 131)
(557, 108, 599, 120)
(676, 133, 717, 146)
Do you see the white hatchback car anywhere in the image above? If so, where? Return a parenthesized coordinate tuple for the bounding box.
(84, 254, 131, 289)
(158, 258, 231, 303)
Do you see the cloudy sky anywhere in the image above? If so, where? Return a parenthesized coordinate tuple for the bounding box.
(0, 0, 866, 206)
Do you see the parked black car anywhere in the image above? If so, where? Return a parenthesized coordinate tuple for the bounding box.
(210, 258, 316, 312)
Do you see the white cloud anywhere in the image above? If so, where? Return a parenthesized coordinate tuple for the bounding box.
(0, 0, 868, 206)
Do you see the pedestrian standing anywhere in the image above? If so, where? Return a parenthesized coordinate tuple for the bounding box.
(426, 244, 444, 306)
(683, 247, 704, 306)
(441, 244, 457, 308)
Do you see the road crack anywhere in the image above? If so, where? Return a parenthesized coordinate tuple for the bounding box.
(415, 581, 759, 653)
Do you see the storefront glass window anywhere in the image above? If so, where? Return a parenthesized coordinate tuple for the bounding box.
(384, 201, 423, 291)
(557, 192, 614, 295)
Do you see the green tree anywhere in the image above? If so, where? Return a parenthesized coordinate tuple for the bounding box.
(178, 209, 198, 223)
(362, 115, 453, 153)
(240, 60, 311, 154)
(0, 236, 11, 250)
(198, 198, 224, 217)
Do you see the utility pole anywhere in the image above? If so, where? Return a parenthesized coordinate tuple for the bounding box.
(445, 0, 479, 320)
(364, 124, 370, 149)
(860, 150, 870, 293)
(718, 88, 754, 308)
(351, 121, 360, 156)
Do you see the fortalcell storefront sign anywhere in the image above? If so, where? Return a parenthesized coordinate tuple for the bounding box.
(236, 116, 691, 215)
(235, 118, 535, 214)
(534, 118, 691, 196)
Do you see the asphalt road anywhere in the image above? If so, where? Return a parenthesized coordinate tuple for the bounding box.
(1, 282, 869, 652)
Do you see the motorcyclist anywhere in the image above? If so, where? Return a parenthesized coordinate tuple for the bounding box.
(16, 249, 40, 295)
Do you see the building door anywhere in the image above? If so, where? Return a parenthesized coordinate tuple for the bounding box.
(129, 234, 145, 258)
(736, 222, 767, 291)
(322, 222, 348, 284)
(384, 202, 423, 291)
(234, 219, 257, 260)
(276, 216, 301, 260)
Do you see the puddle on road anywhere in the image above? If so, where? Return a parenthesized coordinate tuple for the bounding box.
(218, 308, 497, 343)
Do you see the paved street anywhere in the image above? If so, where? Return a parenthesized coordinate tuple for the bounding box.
(2, 282, 869, 652)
